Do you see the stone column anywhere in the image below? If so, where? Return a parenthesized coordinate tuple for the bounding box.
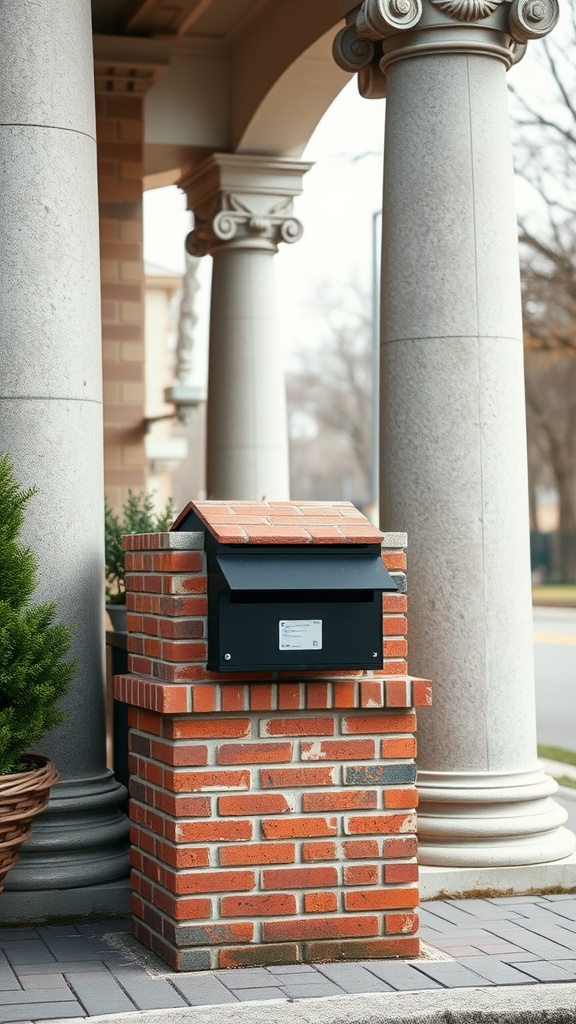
(179, 155, 311, 501)
(0, 0, 128, 916)
(334, 0, 576, 884)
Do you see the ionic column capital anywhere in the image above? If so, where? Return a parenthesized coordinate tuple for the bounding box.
(179, 154, 312, 256)
(333, 0, 559, 95)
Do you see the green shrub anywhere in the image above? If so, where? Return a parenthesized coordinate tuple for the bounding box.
(105, 490, 174, 604)
(0, 454, 76, 775)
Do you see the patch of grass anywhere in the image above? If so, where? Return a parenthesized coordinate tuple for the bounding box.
(533, 584, 576, 605)
(538, 744, 576, 766)
(554, 774, 576, 790)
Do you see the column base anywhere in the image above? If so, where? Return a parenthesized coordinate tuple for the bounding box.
(417, 767, 576, 868)
(420, 852, 576, 900)
(0, 879, 131, 923)
(3, 770, 130, 891)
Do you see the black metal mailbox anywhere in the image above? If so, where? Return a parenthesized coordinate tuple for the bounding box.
(173, 508, 397, 673)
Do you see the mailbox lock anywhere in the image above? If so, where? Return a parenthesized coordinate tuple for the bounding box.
(224, 653, 232, 661)
(372, 652, 378, 658)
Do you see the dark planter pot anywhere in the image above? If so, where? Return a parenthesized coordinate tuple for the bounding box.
(106, 603, 127, 633)
(0, 755, 60, 892)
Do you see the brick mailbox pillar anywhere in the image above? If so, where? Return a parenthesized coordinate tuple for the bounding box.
(115, 501, 431, 971)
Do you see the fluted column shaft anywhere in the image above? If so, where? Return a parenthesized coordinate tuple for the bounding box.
(180, 155, 311, 501)
(0, 0, 128, 910)
(334, 0, 575, 870)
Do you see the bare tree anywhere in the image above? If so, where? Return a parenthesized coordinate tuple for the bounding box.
(286, 281, 373, 505)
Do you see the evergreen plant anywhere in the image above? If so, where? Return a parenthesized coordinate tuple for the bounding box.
(0, 454, 76, 775)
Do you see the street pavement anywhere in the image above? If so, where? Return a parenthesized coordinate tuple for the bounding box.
(534, 606, 576, 752)
(0, 895, 575, 1023)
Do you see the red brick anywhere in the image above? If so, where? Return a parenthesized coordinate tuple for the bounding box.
(170, 869, 255, 895)
(343, 864, 379, 885)
(153, 552, 203, 572)
(150, 742, 208, 766)
(163, 769, 251, 792)
(384, 862, 419, 883)
(306, 937, 419, 961)
(162, 574, 207, 595)
(382, 552, 406, 570)
(342, 713, 416, 734)
(344, 887, 419, 911)
(136, 712, 162, 738)
(262, 865, 338, 890)
(383, 616, 408, 636)
(305, 682, 330, 708)
(221, 685, 246, 711)
(218, 944, 300, 969)
(217, 742, 293, 765)
(385, 912, 419, 934)
(383, 837, 419, 858)
(260, 767, 336, 789)
(300, 739, 375, 761)
(342, 839, 380, 859)
(262, 916, 378, 942)
(359, 681, 384, 707)
(278, 683, 303, 709)
(174, 820, 252, 843)
(261, 717, 335, 737)
(302, 841, 337, 861)
(304, 892, 338, 913)
(261, 816, 337, 840)
(219, 843, 296, 866)
(384, 787, 419, 809)
(219, 794, 291, 816)
(221, 894, 296, 917)
(346, 813, 417, 835)
(154, 793, 211, 817)
(162, 641, 207, 663)
(383, 639, 408, 658)
(249, 685, 275, 711)
(333, 681, 357, 707)
(153, 891, 212, 920)
(164, 719, 251, 740)
(412, 678, 433, 706)
(155, 843, 211, 869)
(382, 737, 417, 758)
(383, 593, 407, 612)
(303, 790, 377, 812)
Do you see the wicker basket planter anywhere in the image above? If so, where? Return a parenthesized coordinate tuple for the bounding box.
(0, 755, 60, 891)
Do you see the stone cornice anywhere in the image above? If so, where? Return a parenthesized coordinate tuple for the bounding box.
(93, 36, 171, 95)
(333, 0, 559, 95)
(179, 154, 312, 256)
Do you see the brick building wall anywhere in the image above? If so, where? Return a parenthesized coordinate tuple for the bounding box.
(115, 502, 431, 971)
(96, 93, 146, 509)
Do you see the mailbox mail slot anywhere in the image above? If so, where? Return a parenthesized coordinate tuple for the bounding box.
(210, 547, 396, 671)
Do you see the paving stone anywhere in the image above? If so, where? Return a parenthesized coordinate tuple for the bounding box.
(64, 972, 136, 1014)
(410, 961, 493, 987)
(218, 967, 284, 989)
(483, 922, 576, 958)
(0, 989, 77, 1006)
(542, 901, 576, 921)
(496, 953, 542, 963)
(0, 1002, 84, 1023)
(19, 975, 70, 990)
(111, 972, 188, 1010)
(17, 961, 109, 975)
(550, 959, 576, 973)
(38, 936, 112, 961)
(448, 900, 521, 920)
(0, 950, 20, 991)
(456, 956, 538, 985)
(280, 982, 344, 998)
(509, 960, 576, 982)
(420, 902, 484, 926)
(234, 987, 286, 1001)
(171, 977, 238, 1006)
(2, 941, 56, 966)
(360, 961, 442, 990)
(315, 963, 392, 993)
(265, 965, 316, 975)
(0, 930, 40, 943)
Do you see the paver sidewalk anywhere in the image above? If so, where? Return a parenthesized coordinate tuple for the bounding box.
(0, 895, 575, 1022)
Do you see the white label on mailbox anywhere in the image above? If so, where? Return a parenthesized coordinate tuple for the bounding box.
(279, 619, 322, 651)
